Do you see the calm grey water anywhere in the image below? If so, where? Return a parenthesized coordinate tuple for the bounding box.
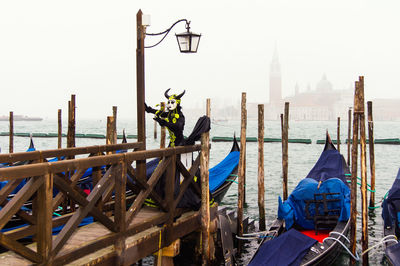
(1, 118, 399, 265)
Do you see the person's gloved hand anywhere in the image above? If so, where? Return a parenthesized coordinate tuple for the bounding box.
(144, 103, 152, 113)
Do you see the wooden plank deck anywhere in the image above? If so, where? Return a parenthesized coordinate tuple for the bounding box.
(0, 207, 203, 265)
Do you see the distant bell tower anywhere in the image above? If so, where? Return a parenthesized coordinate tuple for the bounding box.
(269, 46, 282, 104)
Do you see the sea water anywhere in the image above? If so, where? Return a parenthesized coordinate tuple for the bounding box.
(0, 118, 399, 265)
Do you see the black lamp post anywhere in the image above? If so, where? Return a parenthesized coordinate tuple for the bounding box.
(135, 9, 201, 181)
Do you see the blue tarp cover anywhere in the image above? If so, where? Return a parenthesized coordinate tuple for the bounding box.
(305, 149, 347, 184)
(209, 151, 239, 193)
(249, 228, 317, 266)
(278, 178, 350, 229)
(382, 168, 400, 228)
(385, 241, 400, 266)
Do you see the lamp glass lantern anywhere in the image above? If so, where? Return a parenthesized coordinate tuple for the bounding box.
(175, 29, 201, 53)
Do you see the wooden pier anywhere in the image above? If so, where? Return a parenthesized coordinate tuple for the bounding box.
(0, 142, 215, 265)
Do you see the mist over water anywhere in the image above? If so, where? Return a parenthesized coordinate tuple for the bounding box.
(0, 118, 399, 265)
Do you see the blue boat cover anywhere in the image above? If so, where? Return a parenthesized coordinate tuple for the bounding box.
(249, 228, 317, 266)
(209, 151, 240, 193)
(385, 241, 400, 266)
(382, 168, 400, 229)
(305, 149, 348, 184)
(278, 178, 350, 229)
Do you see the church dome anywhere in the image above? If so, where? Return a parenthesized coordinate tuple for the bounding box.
(316, 74, 333, 92)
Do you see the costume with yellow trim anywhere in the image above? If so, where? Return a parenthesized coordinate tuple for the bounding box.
(145, 88, 185, 147)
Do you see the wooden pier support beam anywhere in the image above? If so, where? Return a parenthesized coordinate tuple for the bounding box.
(358, 76, 369, 266)
(114, 161, 127, 265)
(350, 83, 359, 265)
(58, 109, 62, 149)
(337, 117, 340, 152)
(367, 101, 376, 208)
(160, 102, 166, 149)
(107, 116, 116, 155)
(36, 173, 53, 264)
(67, 94, 76, 149)
(154, 120, 157, 139)
(113, 106, 117, 144)
(282, 102, 289, 201)
(200, 98, 211, 265)
(258, 104, 266, 231)
(237, 93, 247, 254)
(347, 107, 352, 167)
(9, 111, 13, 154)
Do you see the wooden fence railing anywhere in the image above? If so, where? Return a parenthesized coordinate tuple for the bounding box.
(0, 142, 144, 165)
(0, 144, 201, 264)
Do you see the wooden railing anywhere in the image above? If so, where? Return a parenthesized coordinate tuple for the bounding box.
(0, 144, 202, 264)
(0, 142, 144, 165)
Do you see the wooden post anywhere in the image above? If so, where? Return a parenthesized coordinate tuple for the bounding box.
(154, 120, 157, 139)
(160, 102, 166, 149)
(350, 80, 360, 265)
(200, 98, 211, 265)
(237, 92, 247, 254)
(9, 111, 13, 154)
(136, 10, 146, 185)
(113, 106, 117, 144)
(66, 95, 76, 212)
(106, 116, 116, 154)
(58, 109, 62, 149)
(348, 108, 352, 166)
(258, 104, 266, 231)
(282, 102, 289, 201)
(36, 173, 53, 263)
(67, 95, 76, 148)
(367, 101, 376, 208)
(358, 76, 369, 266)
(114, 161, 127, 265)
(337, 117, 340, 152)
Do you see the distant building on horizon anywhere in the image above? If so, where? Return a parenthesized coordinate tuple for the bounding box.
(263, 48, 353, 121)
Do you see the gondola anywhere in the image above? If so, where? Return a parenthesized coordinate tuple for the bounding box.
(381, 168, 400, 265)
(209, 135, 240, 203)
(249, 132, 351, 266)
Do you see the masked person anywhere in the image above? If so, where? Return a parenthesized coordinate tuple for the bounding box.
(145, 88, 185, 147)
(144, 89, 211, 211)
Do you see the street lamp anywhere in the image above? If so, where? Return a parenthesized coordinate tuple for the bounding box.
(144, 18, 201, 53)
(135, 9, 201, 181)
(175, 21, 201, 53)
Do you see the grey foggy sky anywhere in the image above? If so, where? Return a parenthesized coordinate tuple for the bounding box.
(0, 0, 399, 119)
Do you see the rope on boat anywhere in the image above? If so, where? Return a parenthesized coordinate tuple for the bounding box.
(346, 180, 376, 193)
(235, 230, 278, 240)
(323, 231, 360, 261)
(361, 235, 398, 256)
(227, 174, 245, 186)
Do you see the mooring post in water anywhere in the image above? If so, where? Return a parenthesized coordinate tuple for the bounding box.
(9, 111, 13, 154)
(357, 76, 369, 266)
(200, 98, 211, 264)
(348, 107, 352, 167)
(154, 120, 157, 139)
(160, 102, 166, 149)
(67, 94, 76, 149)
(106, 116, 116, 154)
(237, 92, 247, 254)
(58, 109, 62, 149)
(282, 102, 289, 201)
(113, 106, 117, 144)
(367, 101, 376, 208)
(258, 104, 266, 231)
(337, 117, 340, 152)
(350, 80, 361, 265)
